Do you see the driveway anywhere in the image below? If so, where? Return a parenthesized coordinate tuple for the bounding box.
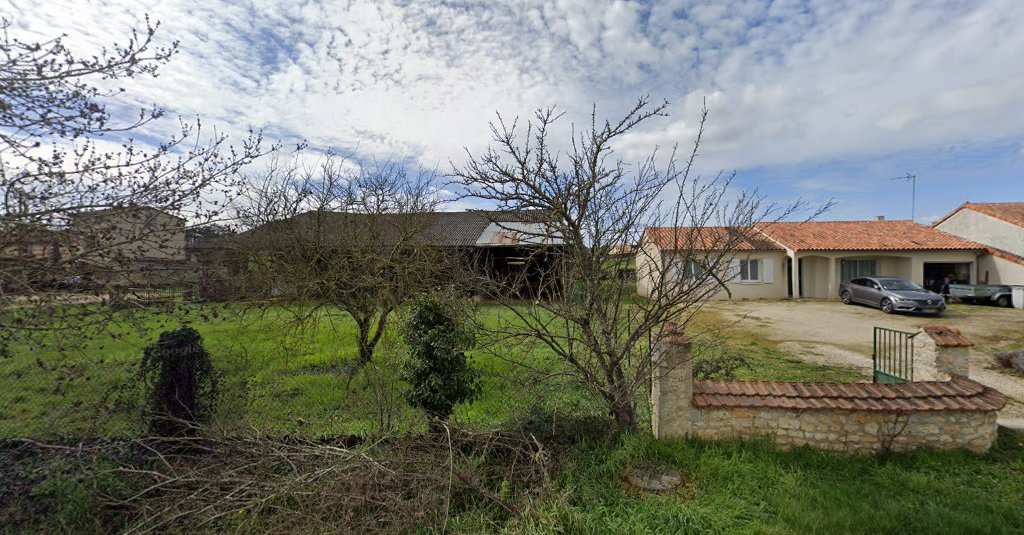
(701, 299, 1024, 422)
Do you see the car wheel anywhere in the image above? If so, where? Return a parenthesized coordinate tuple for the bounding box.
(996, 295, 1011, 308)
(880, 298, 894, 314)
(840, 290, 853, 304)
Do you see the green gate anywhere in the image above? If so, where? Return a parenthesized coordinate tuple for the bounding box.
(873, 327, 916, 383)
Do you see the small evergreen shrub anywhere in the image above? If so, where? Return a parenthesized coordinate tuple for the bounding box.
(139, 326, 219, 436)
(399, 291, 480, 424)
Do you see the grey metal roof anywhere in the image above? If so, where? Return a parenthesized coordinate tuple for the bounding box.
(475, 222, 563, 246)
(241, 209, 556, 249)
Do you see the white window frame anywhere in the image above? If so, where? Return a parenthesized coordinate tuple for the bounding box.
(739, 259, 760, 282)
(671, 258, 704, 281)
(729, 257, 775, 284)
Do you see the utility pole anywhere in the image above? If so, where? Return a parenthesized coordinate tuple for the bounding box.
(891, 173, 917, 221)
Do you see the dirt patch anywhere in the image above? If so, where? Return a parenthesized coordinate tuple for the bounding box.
(700, 299, 1024, 420)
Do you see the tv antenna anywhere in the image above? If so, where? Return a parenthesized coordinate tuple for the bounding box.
(890, 173, 917, 221)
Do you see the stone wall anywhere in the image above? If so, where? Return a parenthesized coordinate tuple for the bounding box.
(680, 406, 998, 454)
(652, 323, 1003, 454)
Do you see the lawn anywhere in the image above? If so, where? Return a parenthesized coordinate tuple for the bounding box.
(448, 429, 1024, 534)
(0, 301, 862, 438)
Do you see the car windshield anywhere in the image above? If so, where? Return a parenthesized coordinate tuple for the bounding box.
(879, 279, 923, 291)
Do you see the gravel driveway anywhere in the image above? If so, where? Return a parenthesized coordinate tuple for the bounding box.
(701, 299, 1024, 422)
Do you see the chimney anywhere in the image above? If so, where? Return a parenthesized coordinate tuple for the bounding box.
(875, 216, 885, 221)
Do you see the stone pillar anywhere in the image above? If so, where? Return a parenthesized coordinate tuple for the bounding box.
(914, 326, 973, 380)
(651, 322, 693, 439)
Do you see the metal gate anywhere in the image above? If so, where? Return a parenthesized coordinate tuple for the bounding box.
(873, 327, 916, 383)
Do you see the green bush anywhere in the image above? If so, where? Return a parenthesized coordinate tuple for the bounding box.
(398, 291, 480, 423)
(139, 326, 219, 436)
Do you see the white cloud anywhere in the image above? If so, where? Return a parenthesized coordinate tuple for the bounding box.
(8, 0, 1024, 181)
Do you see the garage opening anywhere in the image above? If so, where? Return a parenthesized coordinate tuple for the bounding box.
(922, 262, 971, 293)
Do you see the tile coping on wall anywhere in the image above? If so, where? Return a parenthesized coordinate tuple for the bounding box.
(921, 325, 975, 347)
(692, 375, 1006, 412)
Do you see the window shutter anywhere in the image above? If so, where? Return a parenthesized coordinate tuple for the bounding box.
(763, 259, 775, 284)
(729, 259, 741, 281)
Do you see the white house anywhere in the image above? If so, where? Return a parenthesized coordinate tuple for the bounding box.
(638, 219, 987, 300)
(933, 202, 1024, 286)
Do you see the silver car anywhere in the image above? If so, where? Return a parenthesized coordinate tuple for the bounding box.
(839, 277, 946, 315)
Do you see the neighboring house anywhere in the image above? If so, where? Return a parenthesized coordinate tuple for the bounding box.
(933, 202, 1024, 285)
(70, 207, 186, 261)
(609, 244, 638, 280)
(0, 223, 70, 289)
(68, 206, 189, 286)
(638, 219, 987, 300)
(0, 223, 64, 263)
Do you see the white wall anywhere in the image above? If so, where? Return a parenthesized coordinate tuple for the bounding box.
(937, 209, 1024, 256)
(636, 240, 663, 298)
(707, 251, 789, 300)
(978, 254, 1024, 285)
(635, 245, 789, 300)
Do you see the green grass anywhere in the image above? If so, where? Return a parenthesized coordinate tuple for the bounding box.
(1, 302, 864, 438)
(448, 429, 1024, 534)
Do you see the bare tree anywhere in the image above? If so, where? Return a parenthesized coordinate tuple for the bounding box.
(0, 16, 274, 348)
(453, 97, 818, 430)
(225, 154, 450, 366)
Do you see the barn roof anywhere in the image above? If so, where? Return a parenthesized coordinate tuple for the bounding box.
(239, 210, 558, 249)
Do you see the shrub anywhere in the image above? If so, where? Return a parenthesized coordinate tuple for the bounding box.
(139, 326, 219, 436)
(399, 291, 480, 424)
(994, 350, 1024, 373)
(693, 351, 751, 380)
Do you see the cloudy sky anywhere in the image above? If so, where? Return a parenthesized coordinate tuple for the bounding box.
(7, 0, 1024, 222)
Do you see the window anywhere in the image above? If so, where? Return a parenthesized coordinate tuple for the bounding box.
(671, 258, 704, 280)
(739, 259, 760, 282)
(841, 259, 877, 282)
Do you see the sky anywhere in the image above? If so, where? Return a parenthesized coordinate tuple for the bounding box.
(6, 0, 1024, 223)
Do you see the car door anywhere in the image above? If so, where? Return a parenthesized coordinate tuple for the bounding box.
(849, 278, 869, 304)
(861, 279, 884, 307)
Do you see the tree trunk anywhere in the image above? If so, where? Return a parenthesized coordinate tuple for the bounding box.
(611, 399, 638, 431)
(356, 317, 373, 366)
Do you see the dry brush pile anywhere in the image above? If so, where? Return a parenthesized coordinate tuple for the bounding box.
(1, 426, 556, 534)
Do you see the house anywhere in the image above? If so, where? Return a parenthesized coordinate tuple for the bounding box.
(213, 210, 564, 299)
(1, 206, 190, 290)
(637, 226, 786, 299)
(637, 219, 987, 300)
(0, 223, 71, 289)
(933, 202, 1024, 285)
(68, 206, 189, 286)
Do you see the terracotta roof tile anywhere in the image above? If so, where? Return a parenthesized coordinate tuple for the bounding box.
(692, 376, 1005, 412)
(922, 326, 974, 348)
(642, 226, 783, 251)
(753, 220, 986, 252)
(987, 247, 1024, 267)
(959, 202, 1024, 228)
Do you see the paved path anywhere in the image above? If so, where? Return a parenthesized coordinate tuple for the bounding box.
(702, 299, 1024, 419)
